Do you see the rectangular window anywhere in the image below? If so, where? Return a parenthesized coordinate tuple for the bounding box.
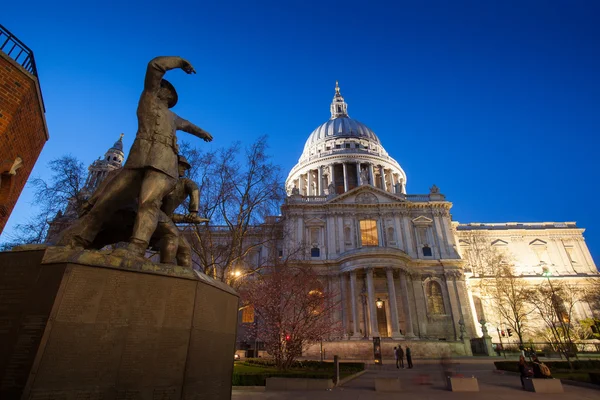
(242, 305, 255, 323)
(360, 220, 379, 246)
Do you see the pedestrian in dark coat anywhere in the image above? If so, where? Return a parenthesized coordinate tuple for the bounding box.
(396, 346, 405, 369)
(406, 347, 413, 368)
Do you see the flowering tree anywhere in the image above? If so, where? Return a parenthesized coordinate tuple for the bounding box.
(240, 265, 341, 370)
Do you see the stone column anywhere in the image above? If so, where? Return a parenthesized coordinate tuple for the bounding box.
(445, 273, 461, 341)
(386, 268, 402, 338)
(368, 164, 375, 186)
(393, 214, 403, 250)
(350, 271, 360, 338)
(433, 213, 448, 258)
(317, 166, 323, 196)
(342, 163, 348, 193)
(401, 214, 416, 257)
(365, 268, 380, 337)
(339, 274, 347, 338)
(379, 166, 387, 191)
(356, 162, 361, 186)
(399, 271, 415, 337)
(307, 170, 313, 196)
(329, 164, 335, 193)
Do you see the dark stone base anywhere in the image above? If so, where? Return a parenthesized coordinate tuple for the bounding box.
(0, 248, 239, 400)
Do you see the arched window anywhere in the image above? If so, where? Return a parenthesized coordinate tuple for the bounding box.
(427, 281, 446, 315)
(242, 305, 255, 323)
(360, 220, 378, 246)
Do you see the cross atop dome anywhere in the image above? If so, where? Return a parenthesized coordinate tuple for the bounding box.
(330, 81, 349, 119)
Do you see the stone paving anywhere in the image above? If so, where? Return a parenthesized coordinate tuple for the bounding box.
(232, 359, 599, 400)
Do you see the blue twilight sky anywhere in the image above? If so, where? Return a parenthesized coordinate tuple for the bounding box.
(2, 1, 599, 264)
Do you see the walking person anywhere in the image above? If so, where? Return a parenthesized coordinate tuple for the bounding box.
(406, 346, 413, 369)
(394, 347, 399, 369)
(397, 345, 405, 369)
(518, 355, 533, 389)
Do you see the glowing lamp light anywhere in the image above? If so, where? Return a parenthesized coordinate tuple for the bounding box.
(376, 298, 384, 309)
(233, 270, 242, 277)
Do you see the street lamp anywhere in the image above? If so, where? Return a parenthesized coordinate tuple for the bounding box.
(376, 298, 384, 309)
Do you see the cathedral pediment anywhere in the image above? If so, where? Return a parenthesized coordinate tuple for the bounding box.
(305, 217, 326, 226)
(412, 215, 433, 224)
(529, 239, 547, 246)
(491, 239, 509, 246)
(326, 185, 405, 205)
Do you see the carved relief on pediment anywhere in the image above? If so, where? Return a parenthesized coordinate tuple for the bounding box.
(356, 192, 379, 204)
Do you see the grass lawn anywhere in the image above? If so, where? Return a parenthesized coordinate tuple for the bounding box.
(232, 360, 365, 386)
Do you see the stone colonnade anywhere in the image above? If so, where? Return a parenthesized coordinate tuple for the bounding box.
(293, 161, 404, 196)
(340, 267, 414, 340)
(337, 268, 471, 342)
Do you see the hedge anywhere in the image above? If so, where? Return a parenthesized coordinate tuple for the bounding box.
(233, 360, 365, 386)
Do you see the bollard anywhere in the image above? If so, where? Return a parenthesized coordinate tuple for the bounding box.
(334, 355, 340, 385)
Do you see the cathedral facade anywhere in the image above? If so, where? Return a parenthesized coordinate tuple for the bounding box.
(280, 83, 599, 358)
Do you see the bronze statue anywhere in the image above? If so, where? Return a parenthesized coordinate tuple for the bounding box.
(57, 56, 212, 258)
(153, 155, 208, 267)
(68, 155, 206, 268)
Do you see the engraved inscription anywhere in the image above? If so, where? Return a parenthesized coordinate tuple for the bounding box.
(56, 267, 106, 323)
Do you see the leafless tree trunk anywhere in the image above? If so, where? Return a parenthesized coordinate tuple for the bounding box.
(178, 136, 286, 287)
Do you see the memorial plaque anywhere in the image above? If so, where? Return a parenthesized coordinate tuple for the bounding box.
(55, 266, 106, 323)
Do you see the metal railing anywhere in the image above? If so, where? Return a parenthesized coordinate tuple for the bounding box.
(0, 24, 38, 76)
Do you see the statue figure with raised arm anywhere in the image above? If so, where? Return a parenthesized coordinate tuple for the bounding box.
(57, 56, 213, 258)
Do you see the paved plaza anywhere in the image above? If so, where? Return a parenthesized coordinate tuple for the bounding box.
(232, 359, 599, 400)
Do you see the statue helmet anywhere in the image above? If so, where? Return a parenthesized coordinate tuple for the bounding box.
(178, 155, 191, 170)
(160, 79, 178, 108)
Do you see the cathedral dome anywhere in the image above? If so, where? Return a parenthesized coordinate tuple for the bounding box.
(286, 83, 406, 197)
(304, 117, 380, 149)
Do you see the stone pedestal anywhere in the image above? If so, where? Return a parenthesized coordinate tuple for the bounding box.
(374, 378, 402, 392)
(446, 377, 479, 392)
(0, 247, 239, 400)
(523, 378, 563, 393)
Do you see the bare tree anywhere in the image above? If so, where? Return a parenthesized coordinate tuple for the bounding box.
(528, 279, 583, 368)
(179, 136, 286, 286)
(478, 263, 535, 345)
(461, 232, 533, 344)
(1, 155, 87, 248)
(239, 264, 341, 370)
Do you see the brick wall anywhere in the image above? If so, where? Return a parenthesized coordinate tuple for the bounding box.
(0, 53, 49, 235)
